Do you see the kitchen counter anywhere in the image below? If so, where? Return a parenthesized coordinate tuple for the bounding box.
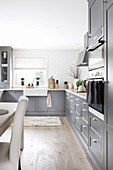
(0, 88, 87, 99)
(65, 89, 87, 100)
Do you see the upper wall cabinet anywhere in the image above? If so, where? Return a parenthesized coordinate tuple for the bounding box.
(0, 47, 13, 89)
(88, 0, 104, 41)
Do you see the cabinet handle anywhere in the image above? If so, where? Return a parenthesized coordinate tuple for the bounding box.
(93, 117, 97, 121)
(83, 125, 86, 129)
(83, 102, 87, 105)
(76, 104, 79, 106)
(93, 139, 97, 143)
(83, 109, 87, 112)
(76, 117, 79, 120)
(76, 98, 79, 101)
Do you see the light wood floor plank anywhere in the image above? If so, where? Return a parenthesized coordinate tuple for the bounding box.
(0, 117, 92, 170)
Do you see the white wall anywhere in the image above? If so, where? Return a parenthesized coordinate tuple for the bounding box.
(79, 67, 89, 81)
(13, 49, 89, 88)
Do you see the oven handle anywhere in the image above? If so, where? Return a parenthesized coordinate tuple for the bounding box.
(87, 39, 105, 51)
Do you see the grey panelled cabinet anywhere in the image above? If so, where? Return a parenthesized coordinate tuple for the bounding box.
(105, 0, 113, 169)
(48, 91, 65, 112)
(0, 47, 13, 89)
(26, 91, 65, 115)
(88, 0, 103, 39)
(89, 112, 103, 169)
(65, 92, 89, 146)
(1, 90, 23, 102)
(26, 97, 36, 112)
(36, 97, 48, 112)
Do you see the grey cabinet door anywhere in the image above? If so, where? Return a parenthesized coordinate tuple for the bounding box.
(106, 2, 113, 170)
(36, 97, 48, 112)
(0, 47, 13, 89)
(107, 1, 113, 127)
(48, 91, 65, 112)
(106, 125, 113, 170)
(2, 90, 23, 102)
(0, 91, 3, 101)
(26, 97, 35, 112)
(88, 0, 103, 38)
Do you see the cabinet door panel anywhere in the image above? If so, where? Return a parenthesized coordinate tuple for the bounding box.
(48, 91, 65, 112)
(107, 3, 113, 127)
(106, 125, 113, 170)
(26, 97, 35, 112)
(89, 128, 102, 166)
(36, 97, 47, 112)
(3, 91, 23, 102)
(89, 0, 103, 37)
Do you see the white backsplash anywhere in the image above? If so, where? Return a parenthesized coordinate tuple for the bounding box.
(79, 67, 89, 81)
(13, 49, 81, 88)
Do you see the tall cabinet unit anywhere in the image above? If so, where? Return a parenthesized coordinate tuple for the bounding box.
(0, 47, 13, 89)
(105, 0, 113, 169)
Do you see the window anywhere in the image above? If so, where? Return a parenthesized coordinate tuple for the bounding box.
(13, 56, 47, 87)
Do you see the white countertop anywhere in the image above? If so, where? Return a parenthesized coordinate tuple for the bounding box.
(0, 88, 87, 99)
(65, 89, 87, 100)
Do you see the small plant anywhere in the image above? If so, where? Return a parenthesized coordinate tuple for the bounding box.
(21, 78, 24, 81)
(76, 80, 82, 87)
(36, 77, 40, 80)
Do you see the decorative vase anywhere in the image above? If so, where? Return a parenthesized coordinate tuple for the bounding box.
(21, 80, 24, 86)
(36, 81, 39, 87)
(74, 79, 79, 89)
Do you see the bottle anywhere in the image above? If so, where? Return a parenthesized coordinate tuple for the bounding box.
(56, 80, 59, 89)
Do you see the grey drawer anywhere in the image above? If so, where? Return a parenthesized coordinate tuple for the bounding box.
(70, 98, 75, 110)
(81, 107, 88, 123)
(89, 128, 103, 166)
(81, 100, 88, 109)
(69, 110, 76, 123)
(75, 114, 81, 131)
(75, 103, 81, 116)
(81, 119, 88, 144)
(75, 97, 80, 104)
(90, 113, 103, 137)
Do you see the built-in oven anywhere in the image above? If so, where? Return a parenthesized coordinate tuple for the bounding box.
(86, 30, 105, 120)
(87, 36, 104, 71)
(87, 35, 105, 120)
(87, 70, 104, 120)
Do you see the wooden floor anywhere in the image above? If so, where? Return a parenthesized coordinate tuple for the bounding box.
(0, 117, 92, 170)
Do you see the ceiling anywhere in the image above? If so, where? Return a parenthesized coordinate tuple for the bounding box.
(0, 0, 88, 49)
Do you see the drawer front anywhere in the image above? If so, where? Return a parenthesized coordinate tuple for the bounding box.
(90, 113, 103, 137)
(81, 119, 88, 144)
(75, 97, 80, 104)
(89, 129, 103, 166)
(75, 114, 81, 131)
(82, 108, 88, 123)
(70, 98, 75, 110)
(81, 100, 88, 109)
(75, 103, 81, 116)
(69, 110, 76, 123)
